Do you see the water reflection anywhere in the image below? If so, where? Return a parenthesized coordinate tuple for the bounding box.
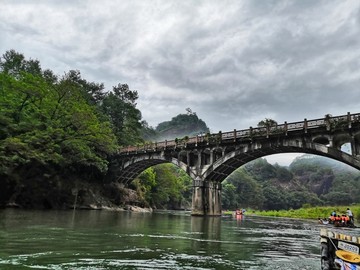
(191, 216, 221, 251)
(235, 213, 245, 225)
(191, 216, 221, 239)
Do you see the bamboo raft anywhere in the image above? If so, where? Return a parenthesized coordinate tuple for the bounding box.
(320, 228, 360, 269)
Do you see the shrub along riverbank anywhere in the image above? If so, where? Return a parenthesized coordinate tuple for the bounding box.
(246, 205, 360, 221)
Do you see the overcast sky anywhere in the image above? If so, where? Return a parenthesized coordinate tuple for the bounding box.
(1, 0, 359, 165)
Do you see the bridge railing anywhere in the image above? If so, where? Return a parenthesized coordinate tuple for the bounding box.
(120, 112, 360, 153)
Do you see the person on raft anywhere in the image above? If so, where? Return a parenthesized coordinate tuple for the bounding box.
(346, 208, 354, 223)
(322, 210, 355, 227)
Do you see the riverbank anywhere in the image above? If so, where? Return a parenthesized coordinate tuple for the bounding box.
(245, 205, 360, 221)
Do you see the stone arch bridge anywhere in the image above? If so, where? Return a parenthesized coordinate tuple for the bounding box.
(107, 112, 360, 216)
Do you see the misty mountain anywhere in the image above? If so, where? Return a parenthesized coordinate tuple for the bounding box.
(142, 109, 210, 141)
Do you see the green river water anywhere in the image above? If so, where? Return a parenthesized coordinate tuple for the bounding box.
(0, 209, 321, 269)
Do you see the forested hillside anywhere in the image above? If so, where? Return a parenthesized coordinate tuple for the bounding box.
(0, 50, 197, 210)
(222, 155, 360, 210)
(0, 50, 145, 208)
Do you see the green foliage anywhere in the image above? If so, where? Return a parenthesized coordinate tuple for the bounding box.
(0, 50, 201, 210)
(244, 158, 276, 182)
(222, 183, 237, 210)
(287, 191, 311, 209)
(320, 191, 353, 205)
(0, 49, 42, 77)
(329, 172, 360, 203)
(355, 207, 360, 221)
(262, 184, 288, 210)
(0, 50, 136, 180)
(133, 164, 192, 209)
(132, 167, 157, 207)
(290, 156, 324, 175)
(249, 205, 360, 222)
(101, 83, 143, 146)
(1, 74, 117, 173)
(151, 164, 192, 209)
(274, 164, 293, 182)
(222, 168, 264, 209)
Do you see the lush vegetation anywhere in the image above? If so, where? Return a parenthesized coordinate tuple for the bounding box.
(222, 155, 360, 211)
(247, 205, 360, 222)
(0, 50, 146, 175)
(0, 50, 195, 209)
(131, 164, 193, 209)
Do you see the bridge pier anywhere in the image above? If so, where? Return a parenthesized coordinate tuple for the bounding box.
(191, 177, 222, 216)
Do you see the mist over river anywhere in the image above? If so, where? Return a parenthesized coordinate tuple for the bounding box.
(0, 209, 321, 269)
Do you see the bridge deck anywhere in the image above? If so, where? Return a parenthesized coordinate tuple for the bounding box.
(121, 112, 360, 153)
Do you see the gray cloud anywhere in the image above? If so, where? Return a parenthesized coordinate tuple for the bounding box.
(1, 0, 360, 135)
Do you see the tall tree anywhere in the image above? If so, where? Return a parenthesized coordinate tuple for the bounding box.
(101, 83, 143, 146)
(0, 49, 42, 77)
(63, 70, 105, 105)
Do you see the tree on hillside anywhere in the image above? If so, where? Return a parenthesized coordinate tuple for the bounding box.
(325, 172, 360, 204)
(320, 191, 353, 205)
(0, 50, 119, 178)
(133, 164, 192, 209)
(222, 168, 264, 209)
(0, 76, 118, 176)
(63, 70, 106, 105)
(101, 83, 143, 146)
(274, 164, 293, 182)
(222, 182, 237, 209)
(262, 184, 288, 210)
(132, 167, 157, 207)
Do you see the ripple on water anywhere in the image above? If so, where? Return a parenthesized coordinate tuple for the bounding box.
(0, 211, 322, 270)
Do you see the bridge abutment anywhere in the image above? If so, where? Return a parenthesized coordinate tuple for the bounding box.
(191, 177, 222, 216)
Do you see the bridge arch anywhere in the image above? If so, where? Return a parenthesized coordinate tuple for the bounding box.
(202, 143, 360, 183)
(112, 154, 198, 185)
